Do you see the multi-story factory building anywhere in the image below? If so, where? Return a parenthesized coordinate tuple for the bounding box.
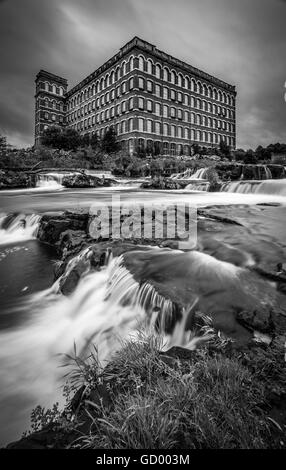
(35, 36, 236, 154)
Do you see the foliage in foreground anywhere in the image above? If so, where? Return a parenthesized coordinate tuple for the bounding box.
(26, 329, 286, 449)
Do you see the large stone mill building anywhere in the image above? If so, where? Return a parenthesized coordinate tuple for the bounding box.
(35, 36, 236, 155)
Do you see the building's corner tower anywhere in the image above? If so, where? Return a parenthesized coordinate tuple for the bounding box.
(34, 70, 68, 146)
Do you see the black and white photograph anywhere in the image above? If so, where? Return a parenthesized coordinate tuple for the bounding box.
(0, 0, 285, 453)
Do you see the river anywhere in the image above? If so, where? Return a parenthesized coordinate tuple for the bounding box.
(0, 179, 286, 446)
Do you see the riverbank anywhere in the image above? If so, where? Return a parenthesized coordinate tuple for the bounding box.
(7, 332, 286, 449)
(1, 184, 286, 449)
(4, 206, 285, 449)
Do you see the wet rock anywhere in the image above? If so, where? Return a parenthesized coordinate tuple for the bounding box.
(37, 212, 89, 246)
(62, 173, 111, 188)
(0, 170, 34, 190)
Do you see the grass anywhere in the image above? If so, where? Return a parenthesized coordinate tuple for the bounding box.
(26, 328, 286, 449)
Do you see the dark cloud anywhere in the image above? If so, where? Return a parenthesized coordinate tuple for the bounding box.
(0, 0, 285, 148)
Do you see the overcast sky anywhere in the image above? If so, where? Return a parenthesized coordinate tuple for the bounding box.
(0, 0, 285, 149)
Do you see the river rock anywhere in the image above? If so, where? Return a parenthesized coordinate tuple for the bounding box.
(62, 173, 111, 188)
(0, 170, 34, 190)
(38, 212, 89, 246)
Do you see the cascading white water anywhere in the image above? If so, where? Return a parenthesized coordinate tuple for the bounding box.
(170, 167, 208, 181)
(189, 168, 208, 180)
(36, 172, 70, 189)
(0, 241, 281, 444)
(264, 165, 272, 180)
(221, 179, 286, 196)
(0, 213, 41, 245)
(185, 182, 210, 192)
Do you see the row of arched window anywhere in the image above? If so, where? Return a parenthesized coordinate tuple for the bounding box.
(66, 54, 235, 109)
(69, 117, 233, 145)
(66, 97, 234, 133)
(137, 55, 235, 105)
(40, 98, 64, 112)
(39, 81, 65, 96)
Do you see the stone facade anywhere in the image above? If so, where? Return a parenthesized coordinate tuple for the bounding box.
(35, 37, 236, 155)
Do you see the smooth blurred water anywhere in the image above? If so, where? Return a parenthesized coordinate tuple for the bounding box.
(0, 183, 286, 446)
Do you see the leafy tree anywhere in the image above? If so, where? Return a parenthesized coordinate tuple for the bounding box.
(234, 148, 246, 162)
(219, 140, 231, 160)
(191, 144, 202, 156)
(41, 126, 62, 148)
(244, 149, 257, 164)
(81, 133, 90, 148)
(90, 133, 100, 151)
(101, 127, 120, 154)
(41, 126, 82, 151)
(60, 128, 82, 151)
(0, 134, 7, 153)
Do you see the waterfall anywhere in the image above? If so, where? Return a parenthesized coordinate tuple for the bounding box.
(35, 172, 70, 189)
(170, 168, 208, 181)
(0, 245, 279, 444)
(185, 181, 210, 192)
(220, 179, 286, 196)
(264, 165, 272, 180)
(0, 213, 41, 245)
(189, 168, 208, 180)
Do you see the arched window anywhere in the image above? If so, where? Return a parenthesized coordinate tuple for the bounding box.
(177, 126, 183, 138)
(138, 118, 144, 132)
(155, 64, 161, 79)
(147, 100, 152, 112)
(129, 56, 134, 71)
(191, 129, 195, 140)
(138, 56, 145, 71)
(155, 102, 160, 115)
(171, 70, 176, 84)
(184, 128, 189, 139)
(155, 122, 160, 135)
(121, 101, 127, 113)
(178, 74, 183, 87)
(121, 120, 126, 133)
(147, 119, 152, 133)
(138, 97, 144, 110)
(163, 123, 169, 136)
(163, 67, 169, 81)
(170, 125, 175, 137)
(147, 59, 153, 75)
(163, 105, 168, 117)
(191, 78, 196, 92)
(191, 112, 195, 124)
(129, 118, 134, 132)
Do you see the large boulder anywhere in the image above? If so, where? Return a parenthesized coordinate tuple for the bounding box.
(62, 173, 111, 188)
(0, 170, 34, 189)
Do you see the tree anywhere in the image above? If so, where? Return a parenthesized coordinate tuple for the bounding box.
(41, 126, 82, 151)
(101, 127, 120, 154)
(219, 140, 231, 160)
(90, 133, 100, 151)
(244, 149, 257, 164)
(0, 134, 7, 151)
(41, 126, 62, 148)
(60, 128, 82, 151)
(81, 133, 90, 148)
(191, 143, 202, 156)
